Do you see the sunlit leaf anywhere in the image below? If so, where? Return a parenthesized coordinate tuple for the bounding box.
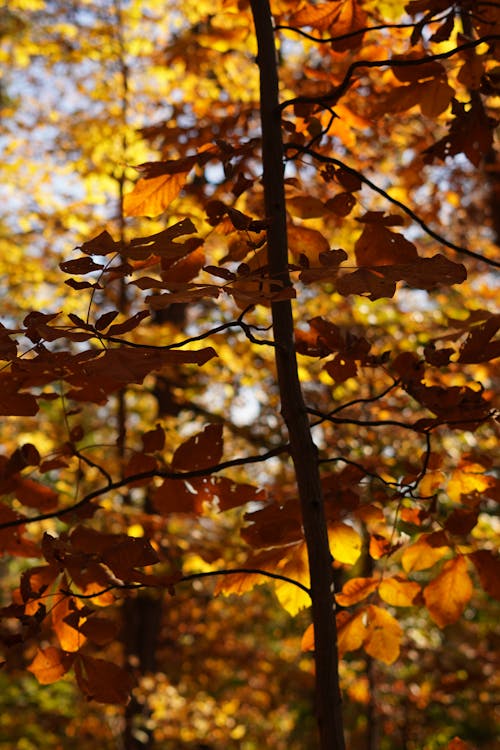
(329, 523, 362, 565)
(335, 576, 379, 606)
(378, 576, 420, 607)
(364, 605, 403, 664)
(402, 533, 450, 572)
(424, 556, 473, 627)
(123, 171, 189, 218)
(28, 647, 74, 685)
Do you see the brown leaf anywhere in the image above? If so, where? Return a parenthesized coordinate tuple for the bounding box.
(172, 423, 223, 472)
(59, 257, 104, 275)
(355, 223, 418, 266)
(75, 654, 133, 705)
(79, 617, 119, 645)
(469, 550, 500, 600)
(15, 478, 59, 511)
(141, 425, 165, 453)
(337, 268, 396, 300)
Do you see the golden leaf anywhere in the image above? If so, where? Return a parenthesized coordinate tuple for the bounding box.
(424, 556, 473, 627)
(335, 576, 379, 606)
(123, 171, 188, 217)
(378, 576, 421, 607)
(364, 605, 403, 664)
(337, 609, 369, 656)
(402, 534, 449, 572)
(329, 523, 362, 565)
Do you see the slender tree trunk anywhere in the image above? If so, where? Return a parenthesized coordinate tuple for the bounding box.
(249, 3, 345, 748)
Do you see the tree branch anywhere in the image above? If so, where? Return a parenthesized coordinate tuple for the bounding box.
(285, 145, 500, 269)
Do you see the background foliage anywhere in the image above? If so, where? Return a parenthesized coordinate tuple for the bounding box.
(0, 1, 499, 748)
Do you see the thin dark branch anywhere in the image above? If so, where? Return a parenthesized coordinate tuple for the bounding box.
(279, 35, 500, 111)
(0, 445, 290, 531)
(274, 13, 446, 45)
(285, 144, 500, 269)
(79, 316, 276, 350)
(63, 567, 311, 598)
(317, 456, 397, 488)
(311, 380, 400, 422)
(308, 407, 494, 433)
(74, 449, 113, 485)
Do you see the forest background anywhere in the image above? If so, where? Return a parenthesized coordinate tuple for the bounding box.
(0, 1, 499, 749)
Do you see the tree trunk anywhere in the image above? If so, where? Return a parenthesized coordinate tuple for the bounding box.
(249, 2, 346, 749)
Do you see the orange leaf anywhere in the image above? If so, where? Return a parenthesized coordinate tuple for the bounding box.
(424, 556, 473, 627)
(364, 605, 403, 664)
(378, 576, 421, 607)
(52, 589, 87, 652)
(123, 171, 188, 217)
(28, 647, 74, 685)
(172, 423, 223, 471)
(446, 738, 474, 750)
(335, 576, 379, 606)
(290, 0, 367, 51)
(301, 623, 315, 652)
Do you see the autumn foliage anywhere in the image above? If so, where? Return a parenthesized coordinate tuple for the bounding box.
(0, 0, 499, 748)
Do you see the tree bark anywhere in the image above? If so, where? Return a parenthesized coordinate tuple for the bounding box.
(249, 2, 346, 749)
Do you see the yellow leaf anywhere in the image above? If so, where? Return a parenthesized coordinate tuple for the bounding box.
(364, 605, 403, 664)
(274, 542, 311, 616)
(402, 533, 449, 572)
(379, 576, 421, 607)
(419, 470, 446, 497)
(335, 576, 379, 606)
(424, 556, 473, 627)
(337, 609, 369, 656)
(123, 171, 188, 217)
(329, 523, 362, 565)
(447, 463, 494, 502)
